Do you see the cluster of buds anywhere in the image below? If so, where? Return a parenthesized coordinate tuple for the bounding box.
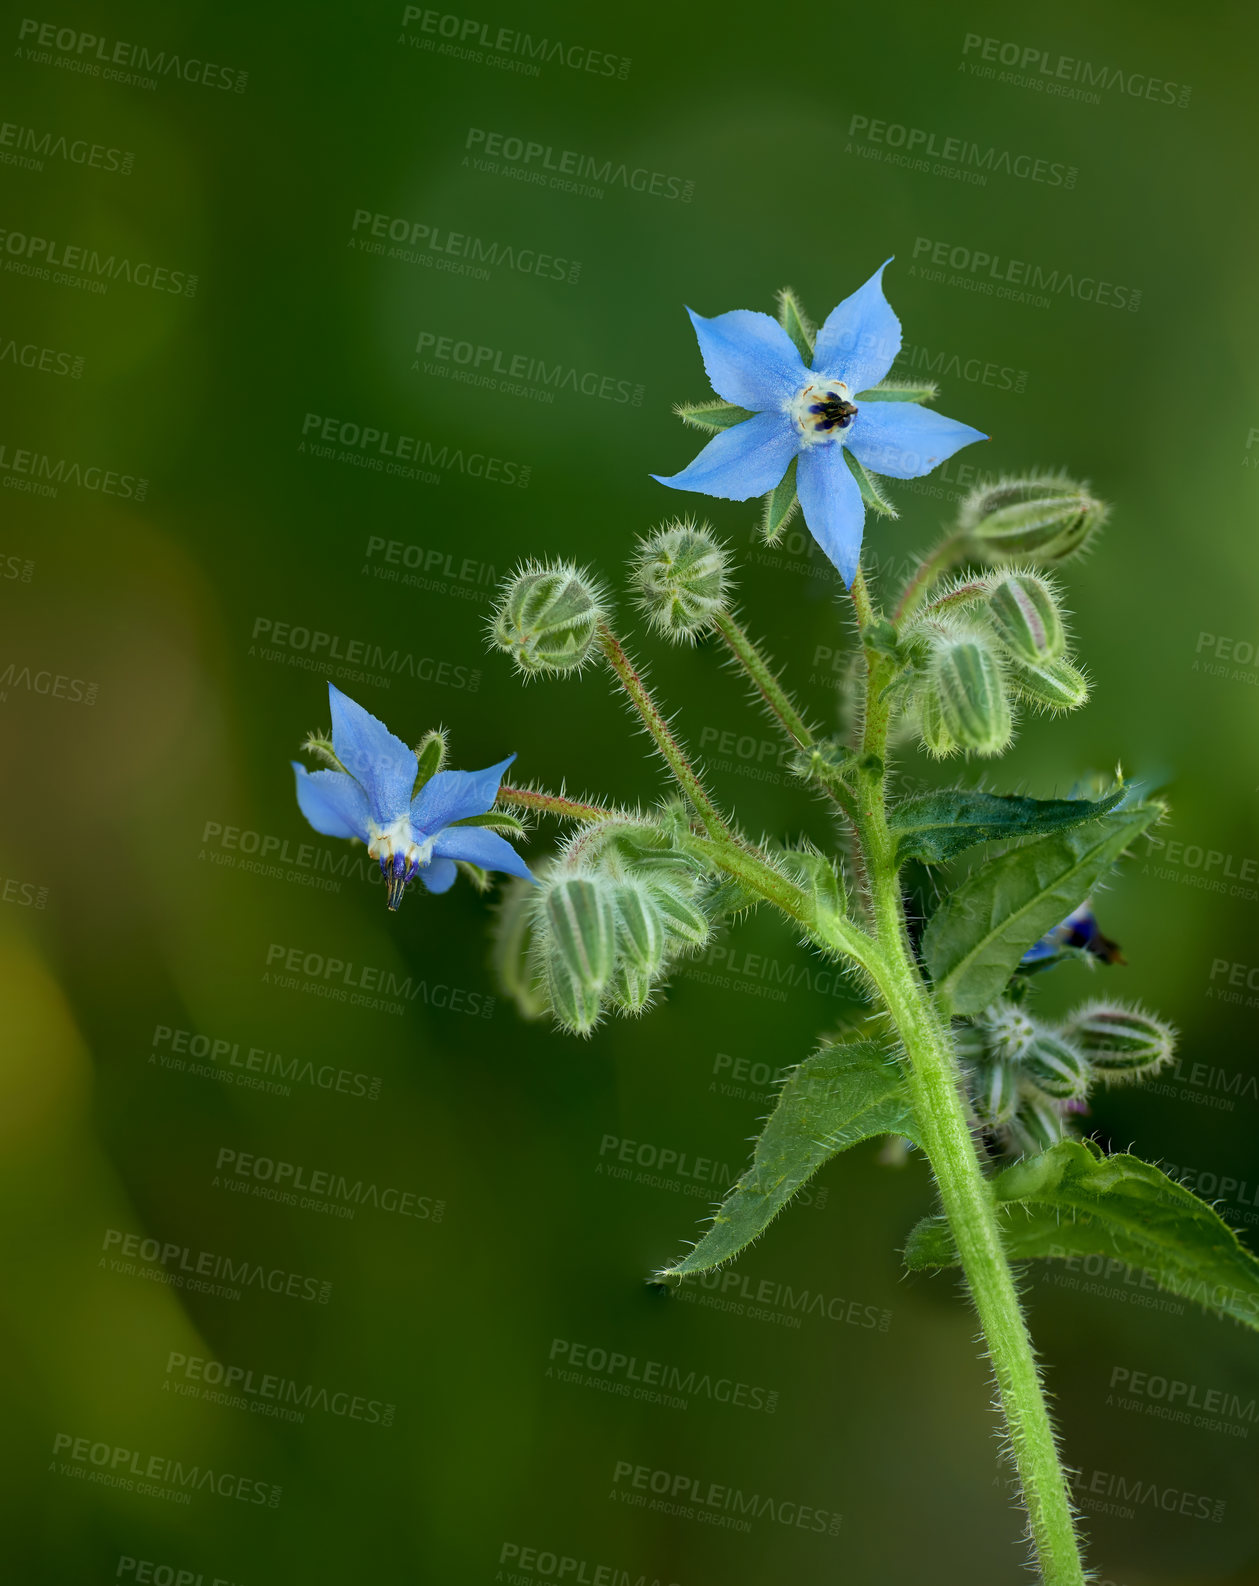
(906, 567, 1088, 757)
(960, 997, 1176, 1156)
(489, 561, 608, 676)
(494, 822, 712, 1036)
(629, 519, 734, 643)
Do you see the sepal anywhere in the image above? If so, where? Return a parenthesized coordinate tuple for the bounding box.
(490, 561, 607, 675)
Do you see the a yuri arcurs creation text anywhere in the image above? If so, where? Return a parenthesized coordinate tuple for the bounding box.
(291, 262, 1259, 1585)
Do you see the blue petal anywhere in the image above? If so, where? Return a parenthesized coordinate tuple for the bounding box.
(292, 763, 372, 841)
(418, 856, 458, 894)
(652, 411, 798, 502)
(684, 307, 808, 411)
(796, 445, 866, 587)
(846, 401, 987, 480)
(812, 259, 901, 394)
(413, 754, 516, 834)
(433, 825, 534, 882)
(327, 683, 417, 822)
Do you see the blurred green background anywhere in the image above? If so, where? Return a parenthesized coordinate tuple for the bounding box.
(2, 0, 1258, 1581)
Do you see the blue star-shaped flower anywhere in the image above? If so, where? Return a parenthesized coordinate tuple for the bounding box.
(1020, 901, 1125, 969)
(651, 260, 987, 586)
(292, 683, 532, 910)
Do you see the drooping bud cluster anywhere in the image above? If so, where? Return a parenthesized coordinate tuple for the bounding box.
(961, 995, 1177, 1156)
(494, 821, 712, 1035)
(489, 561, 607, 676)
(629, 520, 734, 642)
(906, 565, 1089, 756)
(958, 473, 1109, 565)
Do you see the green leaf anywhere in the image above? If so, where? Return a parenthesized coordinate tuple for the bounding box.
(904, 1139, 1259, 1331)
(673, 399, 755, 433)
(844, 451, 898, 519)
(921, 804, 1159, 1015)
(890, 787, 1125, 867)
(761, 456, 799, 543)
(856, 380, 938, 404)
(658, 1041, 917, 1280)
(776, 287, 815, 361)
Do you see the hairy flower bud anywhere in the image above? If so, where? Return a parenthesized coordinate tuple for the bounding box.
(959, 474, 1108, 564)
(1005, 655, 1090, 713)
(612, 881, 667, 976)
(491, 561, 605, 675)
(491, 875, 551, 1021)
(985, 571, 1066, 663)
(539, 874, 617, 1033)
(630, 520, 733, 641)
(1064, 1000, 1177, 1082)
(926, 628, 1012, 757)
(1008, 1094, 1067, 1156)
(980, 1002, 1036, 1065)
(653, 883, 710, 949)
(972, 1059, 1019, 1126)
(1021, 1026, 1092, 1099)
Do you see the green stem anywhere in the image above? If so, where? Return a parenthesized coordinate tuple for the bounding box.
(497, 786, 619, 823)
(843, 565, 1086, 1583)
(597, 624, 730, 840)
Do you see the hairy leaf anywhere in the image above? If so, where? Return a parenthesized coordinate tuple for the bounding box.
(844, 451, 898, 519)
(776, 287, 815, 361)
(904, 1140, 1259, 1331)
(762, 455, 799, 544)
(658, 1041, 917, 1280)
(674, 399, 755, 432)
(891, 787, 1124, 867)
(921, 804, 1159, 1015)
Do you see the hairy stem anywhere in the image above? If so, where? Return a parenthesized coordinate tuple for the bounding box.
(597, 624, 730, 839)
(844, 562, 1086, 1583)
(892, 529, 969, 623)
(496, 786, 619, 823)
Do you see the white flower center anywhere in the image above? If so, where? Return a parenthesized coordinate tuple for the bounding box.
(367, 815, 436, 871)
(786, 379, 857, 447)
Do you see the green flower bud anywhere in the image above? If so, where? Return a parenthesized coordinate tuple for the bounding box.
(612, 881, 667, 977)
(491, 874, 550, 1020)
(917, 686, 957, 758)
(1007, 1094, 1067, 1156)
(491, 561, 606, 675)
(1021, 1026, 1092, 1099)
(1005, 655, 1090, 713)
(985, 571, 1066, 663)
(630, 520, 733, 641)
(959, 473, 1108, 564)
(543, 873, 616, 993)
(927, 628, 1012, 757)
(545, 961, 604, 1036)
(1064, 1000, 1177, 1083)
(653, 884, 710, 949)
(972, 1059, 1019, 1126)
(980, 1002, 1036, 1065)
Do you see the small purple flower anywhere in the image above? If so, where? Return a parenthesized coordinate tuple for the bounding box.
(1021, 901, 1124, 969)
(292, 683, 532, 910)
(652, 260, 987, 586)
